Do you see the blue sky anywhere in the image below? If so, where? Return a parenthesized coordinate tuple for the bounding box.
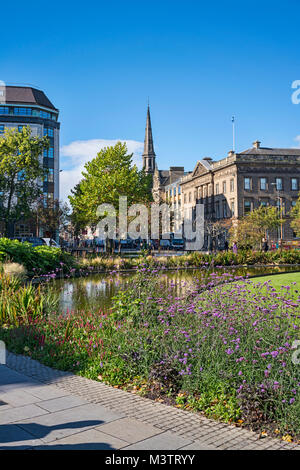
(1, 0, 300, 200)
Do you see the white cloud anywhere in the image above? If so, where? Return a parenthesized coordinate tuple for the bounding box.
(59, 138, 144, 202)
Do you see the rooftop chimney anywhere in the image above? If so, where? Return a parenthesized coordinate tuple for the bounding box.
(253, 140, 261, 149)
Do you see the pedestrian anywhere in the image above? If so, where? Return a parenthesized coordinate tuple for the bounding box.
(263, 239, 269, 252)
(224, 240, 229, 251)
(232, 241, 238, 254)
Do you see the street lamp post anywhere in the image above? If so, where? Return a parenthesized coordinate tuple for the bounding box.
(271, 182, 282, 248)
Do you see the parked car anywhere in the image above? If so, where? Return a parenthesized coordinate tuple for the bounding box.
(159, 239, 171, 250)
(42, 238, 60, 248)
(120, 238, 134, 249)
(171, 238, 185, 250)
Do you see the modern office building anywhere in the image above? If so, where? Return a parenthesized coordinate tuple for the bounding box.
(0, 86, 60, 237)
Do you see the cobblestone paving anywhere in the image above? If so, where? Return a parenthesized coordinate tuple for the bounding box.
(4, 352, 300, 450)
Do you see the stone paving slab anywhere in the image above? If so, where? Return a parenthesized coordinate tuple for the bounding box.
(20, 384, 71, 401)
(35, 429, 129, 450)
(2, 352, 300, 450)
(15, 404, 124, 443)
(0, 389, 42, 407)
(122, 431, 192, 450)
(0, 424, 44, 449)
(37, 395, 87, 413)
(96, 417, 163, 444)
(0, 404, 49, 425)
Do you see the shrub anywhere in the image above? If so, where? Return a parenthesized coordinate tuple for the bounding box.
(0, 238, 76, 276)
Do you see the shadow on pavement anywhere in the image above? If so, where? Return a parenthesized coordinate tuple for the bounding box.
(0, 420, 111, 450)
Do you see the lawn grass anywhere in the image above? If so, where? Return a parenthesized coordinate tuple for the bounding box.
(251, 272, 300, 296)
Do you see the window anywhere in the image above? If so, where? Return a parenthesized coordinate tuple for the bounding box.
(215, 183, 219, 195)
(0, 106, 10, 115)
(43, 192, 54, 207)
(244, 177, 251, 190)
(275, 199, 282, 214)
(276, 199, 285, 215)
(215, 201, 220, 218)
(14, 107, 32, 116)
(184, 193, 187, 204)
(44, 168, 54, 182)
(40, 110, 51, 119)
(260, 200, 267, 207)
(222, 181, 226, 194)
(230, 179, 234, 192)
(244, 200, 251, 214)
(44, 148, 54, 158)
(188, 192, 192, 203)
(276, 178, 283, 191)
(44, 128, 54, 137)
(260, 178, 267, 190)
(178, 186, 181, 194)
(18, 126, 24, 132)
(231, 200, 235, 216)
(292, 200, 297, 208)
(222, 201, 227, 218)
(0, 125, 4, 135)
(291, 178, 298, 191)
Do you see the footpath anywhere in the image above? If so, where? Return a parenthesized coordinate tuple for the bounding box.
(0, 352, 299, 450)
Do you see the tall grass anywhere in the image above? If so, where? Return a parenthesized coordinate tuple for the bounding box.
(0, 272, 59, 326)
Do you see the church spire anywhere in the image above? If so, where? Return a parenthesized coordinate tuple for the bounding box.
(142, 104, 156, 174)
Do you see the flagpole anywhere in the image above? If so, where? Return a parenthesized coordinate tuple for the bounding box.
(232, 116, 235, 151)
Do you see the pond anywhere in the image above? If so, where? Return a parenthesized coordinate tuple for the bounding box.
(51, 265, 300, 314)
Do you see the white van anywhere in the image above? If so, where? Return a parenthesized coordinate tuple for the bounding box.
(42, 238, 60, 248)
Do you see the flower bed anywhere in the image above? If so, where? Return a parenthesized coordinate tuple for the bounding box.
(78, 249, 300, 273)
(1, 269, 300, 442)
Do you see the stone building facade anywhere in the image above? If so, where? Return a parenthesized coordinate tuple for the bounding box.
(180, 140, 300, 244)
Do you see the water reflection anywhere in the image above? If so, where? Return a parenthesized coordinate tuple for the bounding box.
(52, 265, 299, 314)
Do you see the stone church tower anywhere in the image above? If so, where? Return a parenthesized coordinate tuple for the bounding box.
(142, 105, 156, 174)
(142, 105, 186, 203)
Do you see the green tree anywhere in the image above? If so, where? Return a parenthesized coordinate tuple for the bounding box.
(69, 142, 153, 232)
(0, 126, 49, 236)
(35, 198, 70, 238)
(230, 205, 282, 249)
(290, 196, 300, 237)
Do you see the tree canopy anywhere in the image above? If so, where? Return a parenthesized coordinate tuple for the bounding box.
(35, 198, 70, 238)
(290, 196, 300, 237)
(69, 142, 153, 233)
(0, 126, 49, 236)
(229, 205, 282, 248)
